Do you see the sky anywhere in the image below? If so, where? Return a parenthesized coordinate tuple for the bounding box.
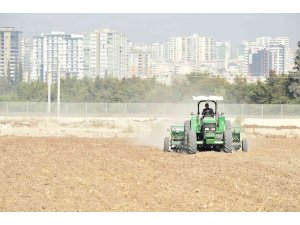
(0, 13, 299, 49)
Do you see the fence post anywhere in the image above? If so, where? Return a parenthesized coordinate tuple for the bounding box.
(124, 103, 127, 117)
(26, 102, 29, 118)
(165, 103, 167, 118)
(241, 104, 244, 117)
(105, 103, 108, 117)
(85, 103, 88, 118)
(281, 104, 283, 117)
(261, 104, 264, 118)
(66, 103, 68, 116)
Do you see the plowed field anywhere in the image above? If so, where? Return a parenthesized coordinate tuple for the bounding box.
(0, 136, 299, 211)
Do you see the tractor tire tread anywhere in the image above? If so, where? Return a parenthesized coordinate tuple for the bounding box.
(164, 136, 170, 152)
(242, 138, 248, 152)
(224, 120, 233, 153)
(186, 131, 197, 154)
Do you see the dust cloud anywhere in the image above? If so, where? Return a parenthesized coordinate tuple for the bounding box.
(132, 118, 184, 150)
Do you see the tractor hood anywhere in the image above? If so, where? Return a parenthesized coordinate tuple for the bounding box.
(202, 117, 216, 124)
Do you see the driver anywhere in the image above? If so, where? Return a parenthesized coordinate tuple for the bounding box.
(202, 103, 214, 116)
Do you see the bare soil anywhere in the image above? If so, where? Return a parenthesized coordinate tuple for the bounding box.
(0, 136, 299, 212)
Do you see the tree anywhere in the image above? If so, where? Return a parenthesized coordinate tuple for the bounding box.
(248, 80, 272, 103)
(285, 41, 300, 103)
(227, 76, 251, 103)
(266, 75, 289, 103)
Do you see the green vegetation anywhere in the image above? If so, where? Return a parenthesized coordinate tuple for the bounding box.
(0, 73, 299, 103)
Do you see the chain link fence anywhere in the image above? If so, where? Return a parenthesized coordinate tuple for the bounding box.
(0, 102, 299, 118)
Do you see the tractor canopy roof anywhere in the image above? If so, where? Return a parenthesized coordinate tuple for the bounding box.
(192, 96, 224, 101)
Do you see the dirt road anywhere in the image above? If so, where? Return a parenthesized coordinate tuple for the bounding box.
(0, 136, 299, 211)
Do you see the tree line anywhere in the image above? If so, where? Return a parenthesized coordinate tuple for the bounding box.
(0, 72, 299, 104)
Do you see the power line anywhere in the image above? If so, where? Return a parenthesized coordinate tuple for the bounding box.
(170, 74, 300, 79)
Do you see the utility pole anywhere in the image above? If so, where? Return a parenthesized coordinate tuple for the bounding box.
(47, 71, 51, 114)
(57, 62, 61, 117)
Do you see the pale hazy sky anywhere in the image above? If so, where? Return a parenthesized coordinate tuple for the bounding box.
(0, 13, 299, 48)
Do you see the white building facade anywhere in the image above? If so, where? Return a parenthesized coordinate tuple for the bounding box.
(128, 50, 151, 78)
(83, 29, 128, 79)
(269, 45, 285, 74)
(0, 27, 24, 83)
(151, 42, 164, 62)
(83, 31, 99, 78)
(215, 41, 231, 69)
(254, 36, 290, 74)
(31, 31, 83, 82)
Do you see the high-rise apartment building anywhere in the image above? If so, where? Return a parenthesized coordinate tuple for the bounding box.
(128, 50, 151, 78)
(185, 34, 215, 63)
(163, 41, 172, 62)
(242, 37, 290, 76)
(243, 40, 260, 75)
(65, 34, 83, 79)
(215, 41, 231, 69)
(249, 48, 270, 76)
(83, 31, 99, 78)
(202, 36, 215, 61)
(151, 42, 164, 62)
(31, 31, 83, 82)
(256, 36, 273, 48)
(287, 48, 294, 71)
(186, 34, 198, 62)
(30, 36, 43, 81)
(237, 44, 245, 57)
(255, 36, 289, 74)
(22, 38, 31, 82)
(83, 29, 128, 79)
(127, 41, 133, 53)
(269, 44, 285, 74)
(274, 37, 289, 73)
(0, 27, 24, 83)
(152, 61, 174, 85)
(169, 36, 186, 62)
(132, 43, 151, 53)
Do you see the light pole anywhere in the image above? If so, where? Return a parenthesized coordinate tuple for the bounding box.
(47, 71, 52, 114)
(57, 66, 61, 117)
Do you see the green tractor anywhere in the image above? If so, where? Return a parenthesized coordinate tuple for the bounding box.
(164, 96, 248, 154)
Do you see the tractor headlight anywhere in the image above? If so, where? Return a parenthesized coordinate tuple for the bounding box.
(203, 123, 216, 133)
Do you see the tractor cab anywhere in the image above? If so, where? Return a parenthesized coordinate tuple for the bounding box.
(193, 96, 224, 143)
(194, 96, 223, 118)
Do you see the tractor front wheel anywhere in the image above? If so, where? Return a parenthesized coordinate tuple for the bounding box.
(164, 136, 170, 152)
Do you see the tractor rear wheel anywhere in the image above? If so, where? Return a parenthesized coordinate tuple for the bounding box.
(223, 120, 233, 153)
(164, 136, 170, 152)
(184, 120, 191, 138)
(183, 120, 191, 149)
(186, 131, 197, 154)
(242, 138, 248, 152)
